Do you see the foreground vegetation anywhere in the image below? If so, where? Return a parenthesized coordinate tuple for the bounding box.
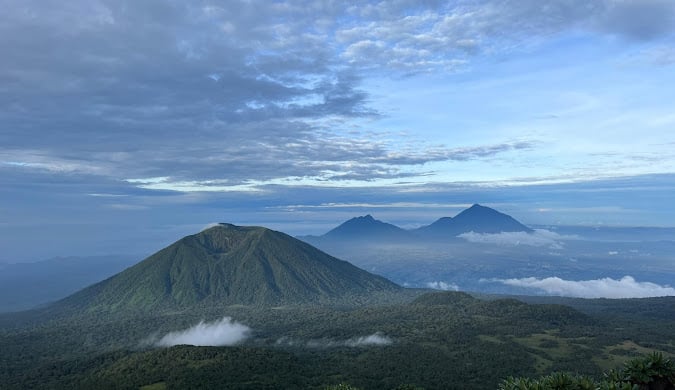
(500, 352, 675, 390)
(1, 292, 674, 389)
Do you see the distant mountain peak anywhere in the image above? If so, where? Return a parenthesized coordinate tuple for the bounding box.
(351, 214, 375, 222)
(415, 204, 531, 237)
(217, 222, 236, 227)
(321, 214, 413, 242)
(462, 204, 495, 213)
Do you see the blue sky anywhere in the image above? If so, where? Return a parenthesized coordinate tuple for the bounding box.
(2, 0, 675, 261)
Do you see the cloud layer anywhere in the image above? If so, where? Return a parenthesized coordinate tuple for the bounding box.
(155, 317, 251, 347)
(495, 275, 675, 298)
(4, 0, 675, 192)
(459, 229, 577, 249)
(0, 0, 559, 191)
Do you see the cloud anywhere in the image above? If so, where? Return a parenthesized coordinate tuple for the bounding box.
(337, 1, 675, 71)
(458, 229, 578, 249)
(276, 332, 393, 348)
(6, 0, 673, 195)
(3, 0, 675, 261)
(155, 317, 251, 347)
(344, 333, 393, 347)
(495, 275, 675, 298)
(1, 0, 390, 189)
(426, 281, 459, 291)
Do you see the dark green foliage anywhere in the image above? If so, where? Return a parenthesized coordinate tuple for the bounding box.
(500, 372, 599, 390)
(622, 352, 675, 389)
(1, 285, 675, 389)
(325, 384, 361, 390)
(54, 224, 400, 313)
(500, 353, 675, 390)
(411, 290, 477, 306)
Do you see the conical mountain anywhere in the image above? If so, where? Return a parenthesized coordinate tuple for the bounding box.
(415, 204, 532, 238)
(55, 224, 400, 312)
(322, 215, 413, 242)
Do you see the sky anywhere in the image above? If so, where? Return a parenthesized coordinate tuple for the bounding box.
(2, 0, 675, 261)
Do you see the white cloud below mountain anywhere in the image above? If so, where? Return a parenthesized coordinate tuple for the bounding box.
(495, 275, 675, 298)
(155, 317, 251, 347)
(459, 229, 577, 249)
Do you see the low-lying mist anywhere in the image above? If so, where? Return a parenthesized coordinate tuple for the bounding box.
(276, 332, 393, 348)
(458, 229, 578, 249)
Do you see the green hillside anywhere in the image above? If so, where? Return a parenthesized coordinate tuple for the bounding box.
(55, 224, 400, 312)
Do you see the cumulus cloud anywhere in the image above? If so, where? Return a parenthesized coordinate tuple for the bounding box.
(155, 317, 251, 347)
(426, 281, 460, 291)
(276, 332, 393, 348)
(495, 275, 675, 298)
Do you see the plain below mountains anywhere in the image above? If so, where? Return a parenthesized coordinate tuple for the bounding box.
(0, 255, 139, 313)
(54, 224, 401, 313)
(301, 204, 532, 246)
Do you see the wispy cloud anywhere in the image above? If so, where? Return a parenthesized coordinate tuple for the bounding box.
(276, 332, 393, 348)
(155, 317, 251, 347)
(494, 275, 675, 298)
(426, 281, 460, 291)
(272, 202, 473, 211)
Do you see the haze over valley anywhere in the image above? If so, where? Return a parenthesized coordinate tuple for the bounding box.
(300, 204, 675, 299)
(4, 204, 674, 314)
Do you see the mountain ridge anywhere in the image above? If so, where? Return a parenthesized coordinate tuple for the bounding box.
(301, 204, 533, 245)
